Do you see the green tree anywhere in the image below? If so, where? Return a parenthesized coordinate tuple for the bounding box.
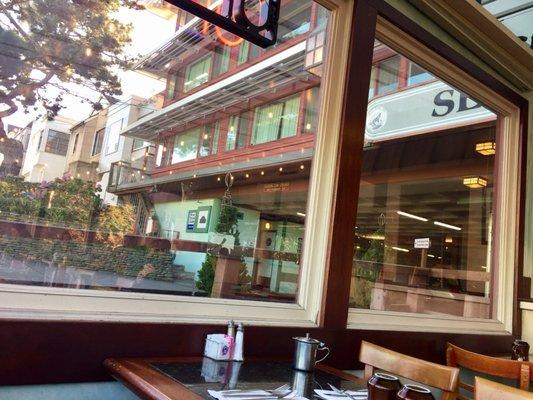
(0, 0, 142, 176)
(45, 176, 102, 226)
(95, 204, 135, 235)
(196, 203, 252, 294)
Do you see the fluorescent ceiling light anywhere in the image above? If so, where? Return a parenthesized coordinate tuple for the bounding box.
(392, 246, 409, 253)
(434, 221, 462, 231)
(297, 212, 306, 217)
(397, 210, 428, 222)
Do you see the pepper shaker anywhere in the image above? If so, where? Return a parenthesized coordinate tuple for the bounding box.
(233, 323, 244, 362)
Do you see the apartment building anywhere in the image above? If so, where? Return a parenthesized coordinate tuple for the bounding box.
(19, 115, 76, 183)
(65, 110, 108, 182)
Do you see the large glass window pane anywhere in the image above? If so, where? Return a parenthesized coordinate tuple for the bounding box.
(252, 95, 300, 145)
(0, 0, 331, 304)
(45, 130, 69, 156)
(184, 55, 211, 92)
(351, 41, 498, 319)
(172, 128, 199, 164)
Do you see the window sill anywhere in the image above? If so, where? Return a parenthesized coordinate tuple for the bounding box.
(347, 308, 509, 334)
(0, 283, 318, 326)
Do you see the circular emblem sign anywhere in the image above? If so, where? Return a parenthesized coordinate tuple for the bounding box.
(366, 106, 388, 133)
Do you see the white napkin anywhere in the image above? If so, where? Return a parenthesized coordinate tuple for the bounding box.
(208, 390, 304, 400)
(314, 390, 368, 400)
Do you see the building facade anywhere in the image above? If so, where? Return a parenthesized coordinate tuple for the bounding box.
(19, 115, 75, 183)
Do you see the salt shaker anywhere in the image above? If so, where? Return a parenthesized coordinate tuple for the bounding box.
(233, 323, 244, 361)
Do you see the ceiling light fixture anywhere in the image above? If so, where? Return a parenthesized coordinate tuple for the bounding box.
(463, 176, 487, 189)
(297, 212, 306, 217)
(434, 221, 462, 231)
(396, 210, 428, 222)
(392, 246, 409, 253)
(475, 141, 496, 155)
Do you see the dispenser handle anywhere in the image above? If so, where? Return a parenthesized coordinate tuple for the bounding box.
(316, 346, 330, 364)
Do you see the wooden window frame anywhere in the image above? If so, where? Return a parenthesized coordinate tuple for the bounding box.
(0, 0, 354, 326)
(320, 1, 527, 335)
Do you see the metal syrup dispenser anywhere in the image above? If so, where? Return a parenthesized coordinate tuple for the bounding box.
(292, 333, 330, 371)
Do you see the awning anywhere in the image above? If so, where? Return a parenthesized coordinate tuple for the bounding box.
(121, 41, 310, 141)
(108, 146, 313, 193)
(133, 1, 222, 75)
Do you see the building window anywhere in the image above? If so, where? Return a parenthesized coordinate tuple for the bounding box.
(407, 62, 433, 86)
(92, 128, 104, 156)
(105, 119, 123, 155)
(133, 139, 149, 151)
(237, 41, 250, 66)
(376, 55, 400, 95)
(304, 87, 320, 133)
(167, 73, 177, 99)
(45, 130, 69, 156)
(211, 122, 220, 155)
(226, 113, 249, 151)
(72, 133, 79, 154)
(214, 47, 231, 76)
(172, 127, 200, 164)
(199, 123, 220, 157)
(184, 55, 211, 93)
(251, 95, 300, 145)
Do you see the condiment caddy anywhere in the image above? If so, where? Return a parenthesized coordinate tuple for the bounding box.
(204, 320, 245, 362)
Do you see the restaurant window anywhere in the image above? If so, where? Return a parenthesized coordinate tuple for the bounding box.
(0, 0, 343, 321)
(172, 127, 200, 163)
(91, 128, 104, 156)
(45, 130, 69, 156)
(252, 95, 300, 145)
(184, 55, 211, 92)
(350, 40, 500, 322)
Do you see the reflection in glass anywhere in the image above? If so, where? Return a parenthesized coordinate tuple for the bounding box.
(350, 41, 497, 319)
(0, 0, 330, 304)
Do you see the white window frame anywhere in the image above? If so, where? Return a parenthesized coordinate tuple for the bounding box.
(346, 17, 522, 335)
(0, 0, 355, 326)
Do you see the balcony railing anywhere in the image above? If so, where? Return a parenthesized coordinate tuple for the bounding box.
(108, 161, 153, 192)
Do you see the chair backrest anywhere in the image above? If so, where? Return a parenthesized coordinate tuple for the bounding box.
(359, 341, 459, 400)
(446, 342, 532, 398)
(475, 377, 533, 400)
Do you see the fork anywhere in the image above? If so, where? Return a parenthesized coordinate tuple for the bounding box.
(327, 383, 364, 400)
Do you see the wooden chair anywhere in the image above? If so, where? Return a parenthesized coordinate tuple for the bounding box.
(475, 377, 533, 400)
(446, 343, 532, 399)
(359, 340, 459, 400)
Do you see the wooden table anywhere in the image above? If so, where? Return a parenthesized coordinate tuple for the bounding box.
(104, 357, 365, 400)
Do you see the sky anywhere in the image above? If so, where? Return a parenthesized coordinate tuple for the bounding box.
(2, 3, 178, 131)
